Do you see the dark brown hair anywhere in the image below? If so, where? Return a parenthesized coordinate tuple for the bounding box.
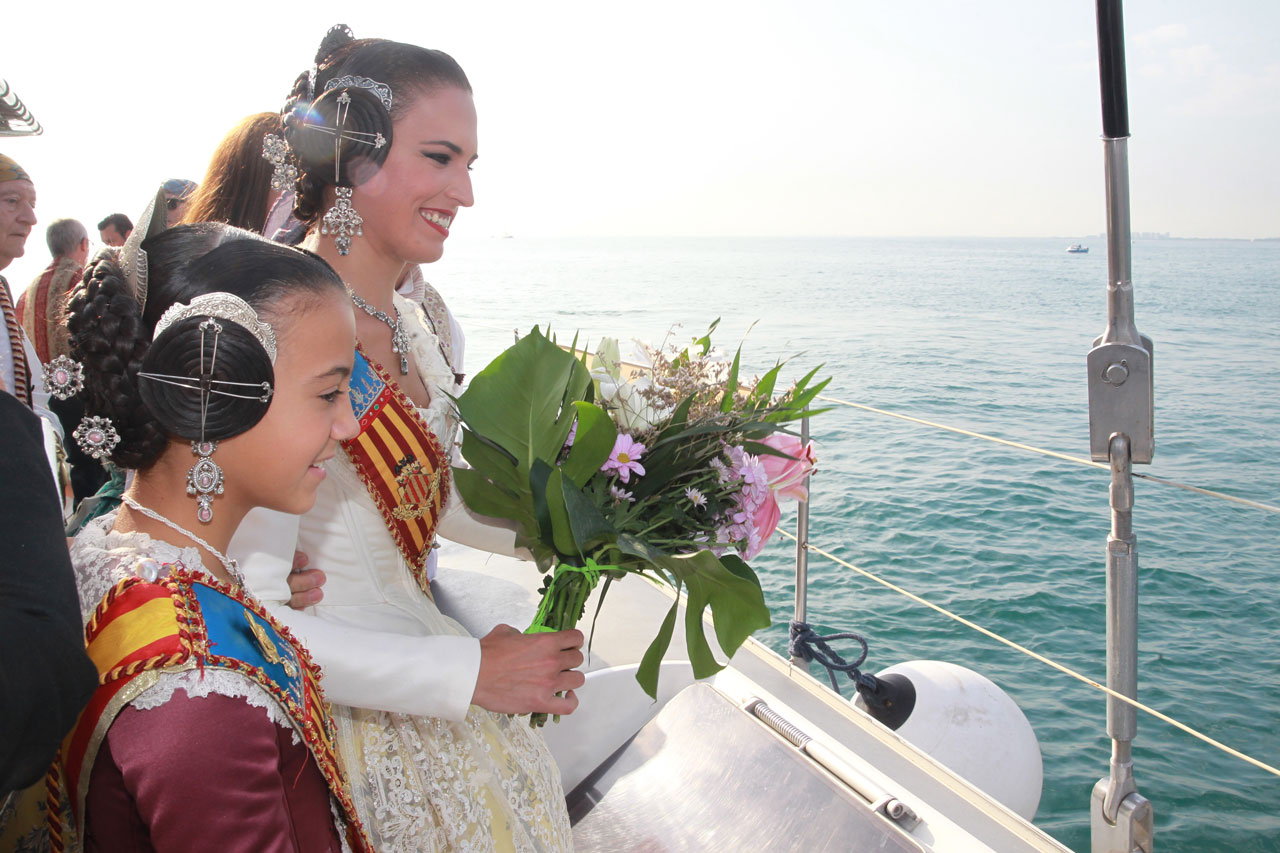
(282, 26, 472, 225)
(181, 113, 283, 234)
(66, 224, 344, 468)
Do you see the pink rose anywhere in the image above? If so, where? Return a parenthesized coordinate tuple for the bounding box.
(758, 433, 816, 502)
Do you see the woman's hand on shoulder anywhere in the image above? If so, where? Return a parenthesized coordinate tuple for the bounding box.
(286, 550, 326, 609)
(472, 624, 586, 716)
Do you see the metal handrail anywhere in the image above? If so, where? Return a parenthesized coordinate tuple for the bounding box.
(816, 394, 1280, 516)
(777, 527, 1280, 781)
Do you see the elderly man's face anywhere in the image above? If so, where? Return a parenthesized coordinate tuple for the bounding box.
(0, 179, 37, 269)
(100, 224, 127, 246)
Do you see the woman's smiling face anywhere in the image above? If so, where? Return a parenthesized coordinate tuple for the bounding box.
(351, 86, 478, 265)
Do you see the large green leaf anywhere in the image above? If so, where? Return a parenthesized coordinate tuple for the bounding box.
(562, 401, 616, 487)
(637, 598, 681, 698)
(452, 466, 532, 528)
(542, 467, 580, 557)
(456, 328, 591, 492)
(458, 430, 524, 494)
(528, 459, 556, 550)
(641, 550, 771, 692)
(561, 476, 618, 551)
(456, 329, 594, 545)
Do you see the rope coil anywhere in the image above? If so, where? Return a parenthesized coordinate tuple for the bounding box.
(788, 621, 878, 693)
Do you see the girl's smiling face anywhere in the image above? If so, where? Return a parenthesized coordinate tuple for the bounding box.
(219, 288, 359, 515)
(350, 86, 478, 265)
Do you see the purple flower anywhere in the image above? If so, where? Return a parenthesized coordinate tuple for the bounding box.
(609, 484, 635, 503)
(685, 486, 707, 508)
(708, 444, 782, 559)
(564, 421, 578, 449)
(602, 434, 647, 484)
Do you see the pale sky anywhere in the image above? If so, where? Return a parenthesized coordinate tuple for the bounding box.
(4, 1, 1278, 285)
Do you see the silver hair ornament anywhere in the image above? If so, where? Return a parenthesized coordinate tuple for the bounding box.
(324, 74, 393, 111)
(153, 292, 278, 364)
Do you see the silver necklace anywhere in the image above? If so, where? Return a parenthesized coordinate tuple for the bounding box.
(121, 495, 245, 586)
(349, 289, 411, 374)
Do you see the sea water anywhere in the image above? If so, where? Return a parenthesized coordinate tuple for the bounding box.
(434, 235, 1280, 852)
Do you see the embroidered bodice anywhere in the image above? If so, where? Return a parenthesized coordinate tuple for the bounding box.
(70, 514, 298, 737)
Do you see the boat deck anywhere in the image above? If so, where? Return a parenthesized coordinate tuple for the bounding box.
(434, 542, 1069, 852)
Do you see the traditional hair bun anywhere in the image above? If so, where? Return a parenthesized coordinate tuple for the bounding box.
(66, 252, 169, 468)
(140, 313, 274, 445)
(284, 84, 393, 189)
(282, 29, 473, 225)
(316, 24, 355, 65)
(68, 224, 342, 470)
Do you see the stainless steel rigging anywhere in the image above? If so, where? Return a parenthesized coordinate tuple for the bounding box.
(1087, 2, 1155, 851)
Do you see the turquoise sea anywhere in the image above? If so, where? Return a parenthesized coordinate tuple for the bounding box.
(434, 235, 1280, 852)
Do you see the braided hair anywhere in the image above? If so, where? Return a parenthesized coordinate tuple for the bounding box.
(65, 223, 345, 469)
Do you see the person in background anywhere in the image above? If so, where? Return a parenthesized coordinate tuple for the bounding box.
(161, 178, 197, 227)
(182, 113, 283, 234)
(0, 153, 61, 442)
(17, 218, 104, 505)
(0, 391, 98, 806)
(18, 217, 88, 364)
(97, 212, 132, 247)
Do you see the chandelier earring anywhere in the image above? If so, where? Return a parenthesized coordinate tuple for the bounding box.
(322, 186, 363, 256)
(188, 437, 224, 524)
(188, 319, 225, 523)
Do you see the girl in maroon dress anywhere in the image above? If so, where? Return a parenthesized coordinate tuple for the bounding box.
(59, 217, 371, 852)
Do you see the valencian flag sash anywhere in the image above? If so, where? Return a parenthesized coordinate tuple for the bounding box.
(51, 570, 372, 853)
(342, 345, 451, 597)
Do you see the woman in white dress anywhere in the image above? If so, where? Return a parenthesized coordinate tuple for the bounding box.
(231, 26, 580, 852)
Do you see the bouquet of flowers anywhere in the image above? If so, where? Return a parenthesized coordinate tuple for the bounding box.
(452, 322, 827, 722)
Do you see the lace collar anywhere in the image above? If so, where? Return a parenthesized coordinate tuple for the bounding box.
(70, 511, 215, 623)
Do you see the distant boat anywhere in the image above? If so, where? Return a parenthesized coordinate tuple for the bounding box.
(1066, 243, 1089, 253)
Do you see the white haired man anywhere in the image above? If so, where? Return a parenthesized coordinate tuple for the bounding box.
(18, 217, 88, 364)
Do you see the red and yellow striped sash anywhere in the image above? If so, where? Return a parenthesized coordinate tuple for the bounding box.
(54, 571, 372, 852)
(343, 345, 451, 597)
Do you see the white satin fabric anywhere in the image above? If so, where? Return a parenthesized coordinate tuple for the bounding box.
(231, 298, 572, 851)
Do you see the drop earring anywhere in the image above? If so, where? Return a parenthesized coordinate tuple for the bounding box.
(187, 438, 224, 524)
(187, 318, 225, 523)
(321, 186, 363, 256)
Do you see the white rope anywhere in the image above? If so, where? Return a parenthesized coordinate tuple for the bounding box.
(778, 528, 1280, 779)
(818, 394, 1280, 515)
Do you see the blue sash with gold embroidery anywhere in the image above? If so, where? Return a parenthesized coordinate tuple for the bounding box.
(52, 570, 372, 852)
